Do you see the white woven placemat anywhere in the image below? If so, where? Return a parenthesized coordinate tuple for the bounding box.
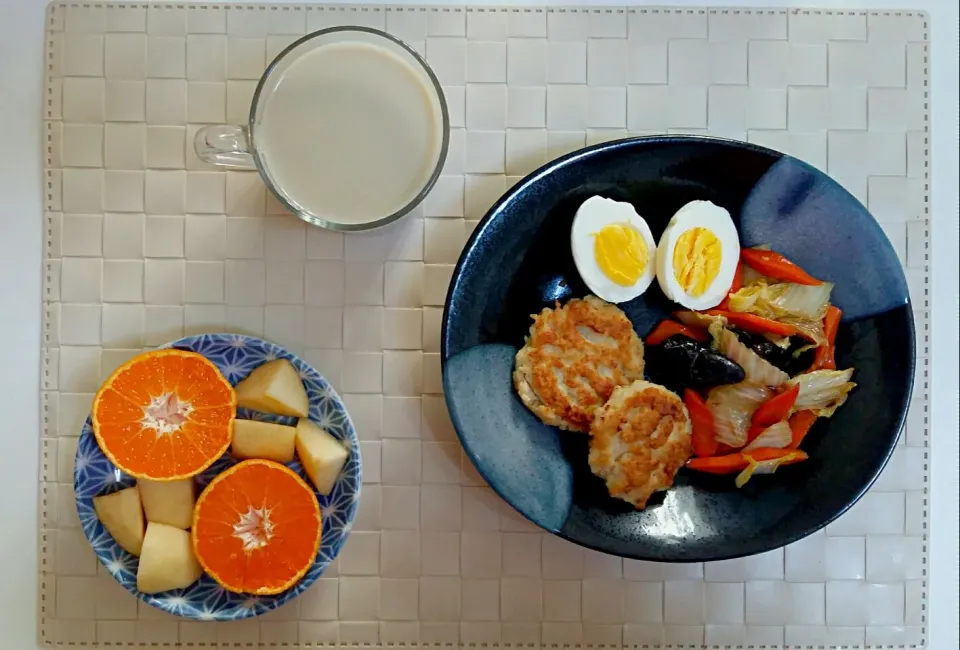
(39, 3, 931, 648)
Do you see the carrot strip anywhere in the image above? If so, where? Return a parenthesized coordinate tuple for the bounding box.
(787, 411, 819, 449)
(686, 453, 748, 475)
(645, 320, 708, 346)
(704, 310, 800, 338)
(811, 305, 842, 370)
(741, 248, 822, 286)
(730, 261, 744, 294)
(716, 261, 743, 310)
(752, 384, 800, 428)
(746, 424, 766, 444)
(685, 447, 807, 475)
(683, 389, 719, 457)
(745, 448, 808, 463)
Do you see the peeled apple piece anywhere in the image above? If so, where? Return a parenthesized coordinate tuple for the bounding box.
(93, 486, 145, 556)
(295, 418, 349, 495)
(136, 522, 203, 594)
(138, 478, 195, 530)
(235, 359, 309, 417)
(231, 419, 297, 463)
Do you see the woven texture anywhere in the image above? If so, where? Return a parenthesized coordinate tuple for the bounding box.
(39, 3, 930, 648)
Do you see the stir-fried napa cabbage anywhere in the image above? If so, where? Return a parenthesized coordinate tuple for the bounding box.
(743, 421, 792, 451)
(706, 382, 772, 448)
(712, 325, 790, 387)
(740, 263, 768, 287)
(729, 281, 833, 320)
(786, 368, 856, 417)
(674, 310, 727, 330)
(735, 450, 806, 488)
(727, 281, 834, 346)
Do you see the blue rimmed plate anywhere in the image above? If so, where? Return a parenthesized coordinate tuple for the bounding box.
(74, 334, 360, 620)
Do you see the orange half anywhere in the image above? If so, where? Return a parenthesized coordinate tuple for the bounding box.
(192, 459, 322, 595)
(92, 349, 236, 480)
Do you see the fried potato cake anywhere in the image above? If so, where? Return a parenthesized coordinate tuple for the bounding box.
(513, 295, 645, 432)
(588, 380, 693, 509)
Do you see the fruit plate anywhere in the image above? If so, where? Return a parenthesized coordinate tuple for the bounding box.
(73, 333, 361, 620)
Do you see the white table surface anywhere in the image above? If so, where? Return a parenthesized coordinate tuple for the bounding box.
(1, 1, 956, 648)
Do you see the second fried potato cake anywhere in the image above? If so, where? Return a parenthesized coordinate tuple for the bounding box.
(589, 380, 693, 509)
(513, 295, 645, 432)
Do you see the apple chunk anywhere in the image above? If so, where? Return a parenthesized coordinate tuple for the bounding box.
(139, 478, 195, 530)
(137, 523, 203, 594)
(232, 419, 297, 463)
(235, 359, 309, 417)
(93, 486, 145, 556)
(295, 419, 349, 495)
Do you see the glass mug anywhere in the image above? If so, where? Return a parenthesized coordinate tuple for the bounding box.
(194, 27, 449, 231)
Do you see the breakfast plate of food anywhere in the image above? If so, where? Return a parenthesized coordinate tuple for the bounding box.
(442, 135, 914, 561)
(73, 334, 359, 619)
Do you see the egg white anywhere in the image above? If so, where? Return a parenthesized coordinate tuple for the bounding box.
(571, 196, 658, 304)
(655, 200, 740, 310)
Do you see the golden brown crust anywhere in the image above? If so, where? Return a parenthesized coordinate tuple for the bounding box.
(588, 381, 693, 509)
(513, 296, 645, 432)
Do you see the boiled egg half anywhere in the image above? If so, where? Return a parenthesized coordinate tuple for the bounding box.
(656, 200, 740, 310)
(571, 196, 657, 303)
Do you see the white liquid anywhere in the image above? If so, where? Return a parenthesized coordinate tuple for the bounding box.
(257, 41, 442, 225)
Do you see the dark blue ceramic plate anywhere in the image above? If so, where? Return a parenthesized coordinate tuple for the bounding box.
(441, 136, 914, 562)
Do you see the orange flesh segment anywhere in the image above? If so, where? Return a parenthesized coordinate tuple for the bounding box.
(192, 459, 322, 595)
(92, 349, 236, 480)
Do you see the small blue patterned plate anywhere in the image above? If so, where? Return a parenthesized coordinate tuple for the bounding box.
(73, 333, 361, 620)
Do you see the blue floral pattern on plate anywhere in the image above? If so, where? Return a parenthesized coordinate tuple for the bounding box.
(73, 333, 361, 620)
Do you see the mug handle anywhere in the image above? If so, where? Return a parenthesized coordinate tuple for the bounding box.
(194, 125, 256, 169)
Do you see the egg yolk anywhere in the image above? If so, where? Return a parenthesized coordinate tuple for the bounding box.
(593, 223, 648, 286)
(672, 227, 722, 296)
